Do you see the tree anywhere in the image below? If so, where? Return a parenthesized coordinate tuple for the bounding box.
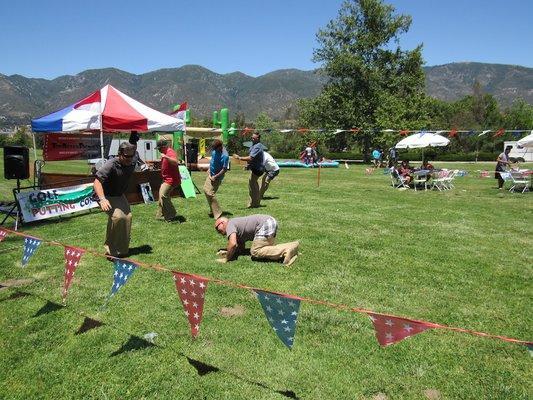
(299, 0, 427, 159)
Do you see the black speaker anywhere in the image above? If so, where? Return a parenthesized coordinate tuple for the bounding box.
(185, 142, 198, 164)
(4, 146, 30, 180)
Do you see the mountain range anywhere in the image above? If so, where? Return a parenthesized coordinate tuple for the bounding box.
(0, 62, 531, 127)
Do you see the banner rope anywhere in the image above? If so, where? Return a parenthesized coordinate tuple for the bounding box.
(1, 227, 531, 347)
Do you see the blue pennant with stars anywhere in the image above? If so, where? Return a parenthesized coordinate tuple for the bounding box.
(21, 237, 42, 267)
(109, 260, 138, 298)
(255, 290, 301, 349)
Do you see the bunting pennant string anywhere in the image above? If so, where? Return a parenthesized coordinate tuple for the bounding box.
(0, 228, 8, 242)
(108, 260, 138, 300)
(21, 236, 42, 267)
(173, 272, 208, 338)
(0, 227, 530, 350)
(255, 290, 301, 349)
(226, 127, 532, 139)
(62, 246, 85, 301)
(367, 313, 433, 347)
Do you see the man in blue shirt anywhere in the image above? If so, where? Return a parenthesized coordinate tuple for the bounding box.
(203, 139, 230, 218)
(235, 133, 265, 208)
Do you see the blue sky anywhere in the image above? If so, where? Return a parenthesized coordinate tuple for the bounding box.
(0, 0, 531, 79)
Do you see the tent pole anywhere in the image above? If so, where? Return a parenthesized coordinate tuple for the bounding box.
(99, 124, 105, 160)
(32, 132, 37, 161)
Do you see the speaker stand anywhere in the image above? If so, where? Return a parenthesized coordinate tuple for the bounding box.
(1, 179, 21, 230)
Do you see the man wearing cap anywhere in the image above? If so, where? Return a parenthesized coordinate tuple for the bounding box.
(214, 214, 299, 266)
(156, 139, 181, 221)
(204, 139, 230, 219)
(93, 142, 136, 258)
(234, 133, 265, 208)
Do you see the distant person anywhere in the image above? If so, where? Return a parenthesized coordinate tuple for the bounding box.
(128, 132, 146, 171)
(259, 151, 280, 199)
(372, 148, 381, 168)
(156, 139, 181, 221)
(495, 146, 513, 190)
(388, 147, 398, 168)
(214, 214, 299, 266)
(204, 139, 229, 219)
(399, 160, 412, 185)
(93, 142, 136, 258)
(234, 133, 265, 208)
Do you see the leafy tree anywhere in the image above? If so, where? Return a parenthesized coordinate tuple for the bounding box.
(299, 0, 427, 159)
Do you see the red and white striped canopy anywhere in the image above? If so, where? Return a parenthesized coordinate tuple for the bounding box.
(32, 84, 184, 133)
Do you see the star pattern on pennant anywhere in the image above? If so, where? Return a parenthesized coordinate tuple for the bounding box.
(62, 246, 85, 300)
(109, 260, 137, 298)
(0, 228, 8, 242)
(21, 237, 42, 267)
(255, 290, 301, 349)
(173, 272, 208, 338)
(367, 313, 432, 347)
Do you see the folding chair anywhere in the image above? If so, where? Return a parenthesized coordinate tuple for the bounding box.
(390, 168, 409, 189)
(412, 172, 428, 191)
(508, 171, 529, 193)
(431, 170, 449, 191)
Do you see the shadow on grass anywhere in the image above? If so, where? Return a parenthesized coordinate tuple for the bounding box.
(110, 335, 155, 357)
(128, 245, 153, 257)
(33, 300, 64, 317)
(261, 196, 280, 200)
(185, 356, 299, 399)
(76, 317, 105, 335)
(0, 291, 31, 302)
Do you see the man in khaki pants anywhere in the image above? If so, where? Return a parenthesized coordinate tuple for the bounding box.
(94, 142, 136, 258)
(214, 215, 299, 266)
(204, 139, 229, 218)
(234, 133, 265, 208)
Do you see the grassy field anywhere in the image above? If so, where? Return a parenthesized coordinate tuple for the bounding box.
(0, 150, 532, 399)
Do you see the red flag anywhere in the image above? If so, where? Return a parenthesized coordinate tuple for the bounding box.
(297, 128, 309, 133)
(63, 246, 84, 300)
(399, 130, 409, 136)
(0, 228, 8, 242)
(173, 272, 208, 338)
(367, 313, 432, 346)
(170, 102, 188, 121)
(493, 128, 505, 138)
(350, 128, 361, 134)
(448, 128, 458, 138)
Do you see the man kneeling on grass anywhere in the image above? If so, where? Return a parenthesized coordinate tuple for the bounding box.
(214, 215, 299, 266)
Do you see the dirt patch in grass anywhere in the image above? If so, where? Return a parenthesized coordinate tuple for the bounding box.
(0, 278, 34, 290)
(424, 389, 441, 399)
(220, 305, 246, 317)
(372, 393, 388, 400)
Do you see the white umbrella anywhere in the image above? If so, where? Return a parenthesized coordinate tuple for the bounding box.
(395, 132, 450, 149)
(517, 131, 533, 148)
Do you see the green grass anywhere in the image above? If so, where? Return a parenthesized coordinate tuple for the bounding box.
(0, 150, 532, 399)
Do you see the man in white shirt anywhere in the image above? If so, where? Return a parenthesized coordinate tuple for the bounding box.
(260, 151, 280, 199)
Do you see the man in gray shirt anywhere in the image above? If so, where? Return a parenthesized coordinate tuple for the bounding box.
(235, 133, 265, 208)
(214, 214, 299, 266)
(94, 142, 136, 258)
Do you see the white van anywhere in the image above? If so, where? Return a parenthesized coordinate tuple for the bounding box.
(503, 141, 533, 162)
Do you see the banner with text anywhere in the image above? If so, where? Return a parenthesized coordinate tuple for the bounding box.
(16, 183, 98, 222)
(43, 133, 112, 161)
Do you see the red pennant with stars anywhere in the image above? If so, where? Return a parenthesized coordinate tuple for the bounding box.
(368, 313, 433, 346)
(0, 228, 8, 242)
(493, 128, 505, 138)
(448, 128, 458, 138)
(173, 272, 208, 338)
(62, 246, 85, 300)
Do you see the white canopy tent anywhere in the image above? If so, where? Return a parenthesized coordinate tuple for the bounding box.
(516, 131, 533, 148)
